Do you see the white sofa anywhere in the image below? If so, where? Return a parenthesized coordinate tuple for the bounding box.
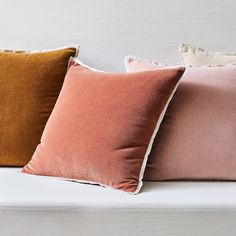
(1, 168, 236, 236)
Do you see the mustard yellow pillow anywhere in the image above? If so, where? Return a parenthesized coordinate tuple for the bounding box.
(0, 46, 79, 166)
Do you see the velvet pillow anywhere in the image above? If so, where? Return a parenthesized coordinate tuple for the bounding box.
(125, 56, 236, 181)
(0, 46, 79, 166)
(180, 43, 236, 66)
(23, 58, 185, 194)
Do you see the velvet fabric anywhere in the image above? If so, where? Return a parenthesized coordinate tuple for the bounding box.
(125, 56, 236, 181)
(0, 47, 78, 166)
(23, 59, 184, 193)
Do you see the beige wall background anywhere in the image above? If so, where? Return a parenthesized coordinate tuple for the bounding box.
(0, 0, 236, 71)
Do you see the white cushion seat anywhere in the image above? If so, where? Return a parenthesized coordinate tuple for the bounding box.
(1, 168, 236, 236)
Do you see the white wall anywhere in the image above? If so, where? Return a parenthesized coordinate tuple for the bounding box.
(0, 0, 236, 71)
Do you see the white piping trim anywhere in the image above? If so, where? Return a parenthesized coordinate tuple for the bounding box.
(134, 69, 185, 194)
(123, 56, 185, 193)
(0, 44, 80, 57)
(124, 55, 187, 72)
(124, 55, 170, 72)
(68, 57, 106, 72)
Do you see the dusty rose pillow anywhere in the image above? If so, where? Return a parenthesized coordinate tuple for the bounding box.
(22, 58, 185, 193)
(125, 56, 236, 181)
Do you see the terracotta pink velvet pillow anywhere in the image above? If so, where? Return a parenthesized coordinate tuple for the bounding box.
(125, 56, 236, 181)
(23, 58, 185, 193)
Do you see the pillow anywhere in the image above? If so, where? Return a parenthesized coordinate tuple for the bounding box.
(0, 46, 79, 166)
(180, 43, 236, 66)
(125, 56, 236, 181)
(22, 58, 185, 194)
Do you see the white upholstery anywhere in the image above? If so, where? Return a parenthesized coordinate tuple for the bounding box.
(1, 168, 236, 236)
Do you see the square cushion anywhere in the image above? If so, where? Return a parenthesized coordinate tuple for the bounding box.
(180, 43, 236, 66)
(22, 58, 185, 193)
(125, 56, 236, 181)
(0, 46, 79, 166)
